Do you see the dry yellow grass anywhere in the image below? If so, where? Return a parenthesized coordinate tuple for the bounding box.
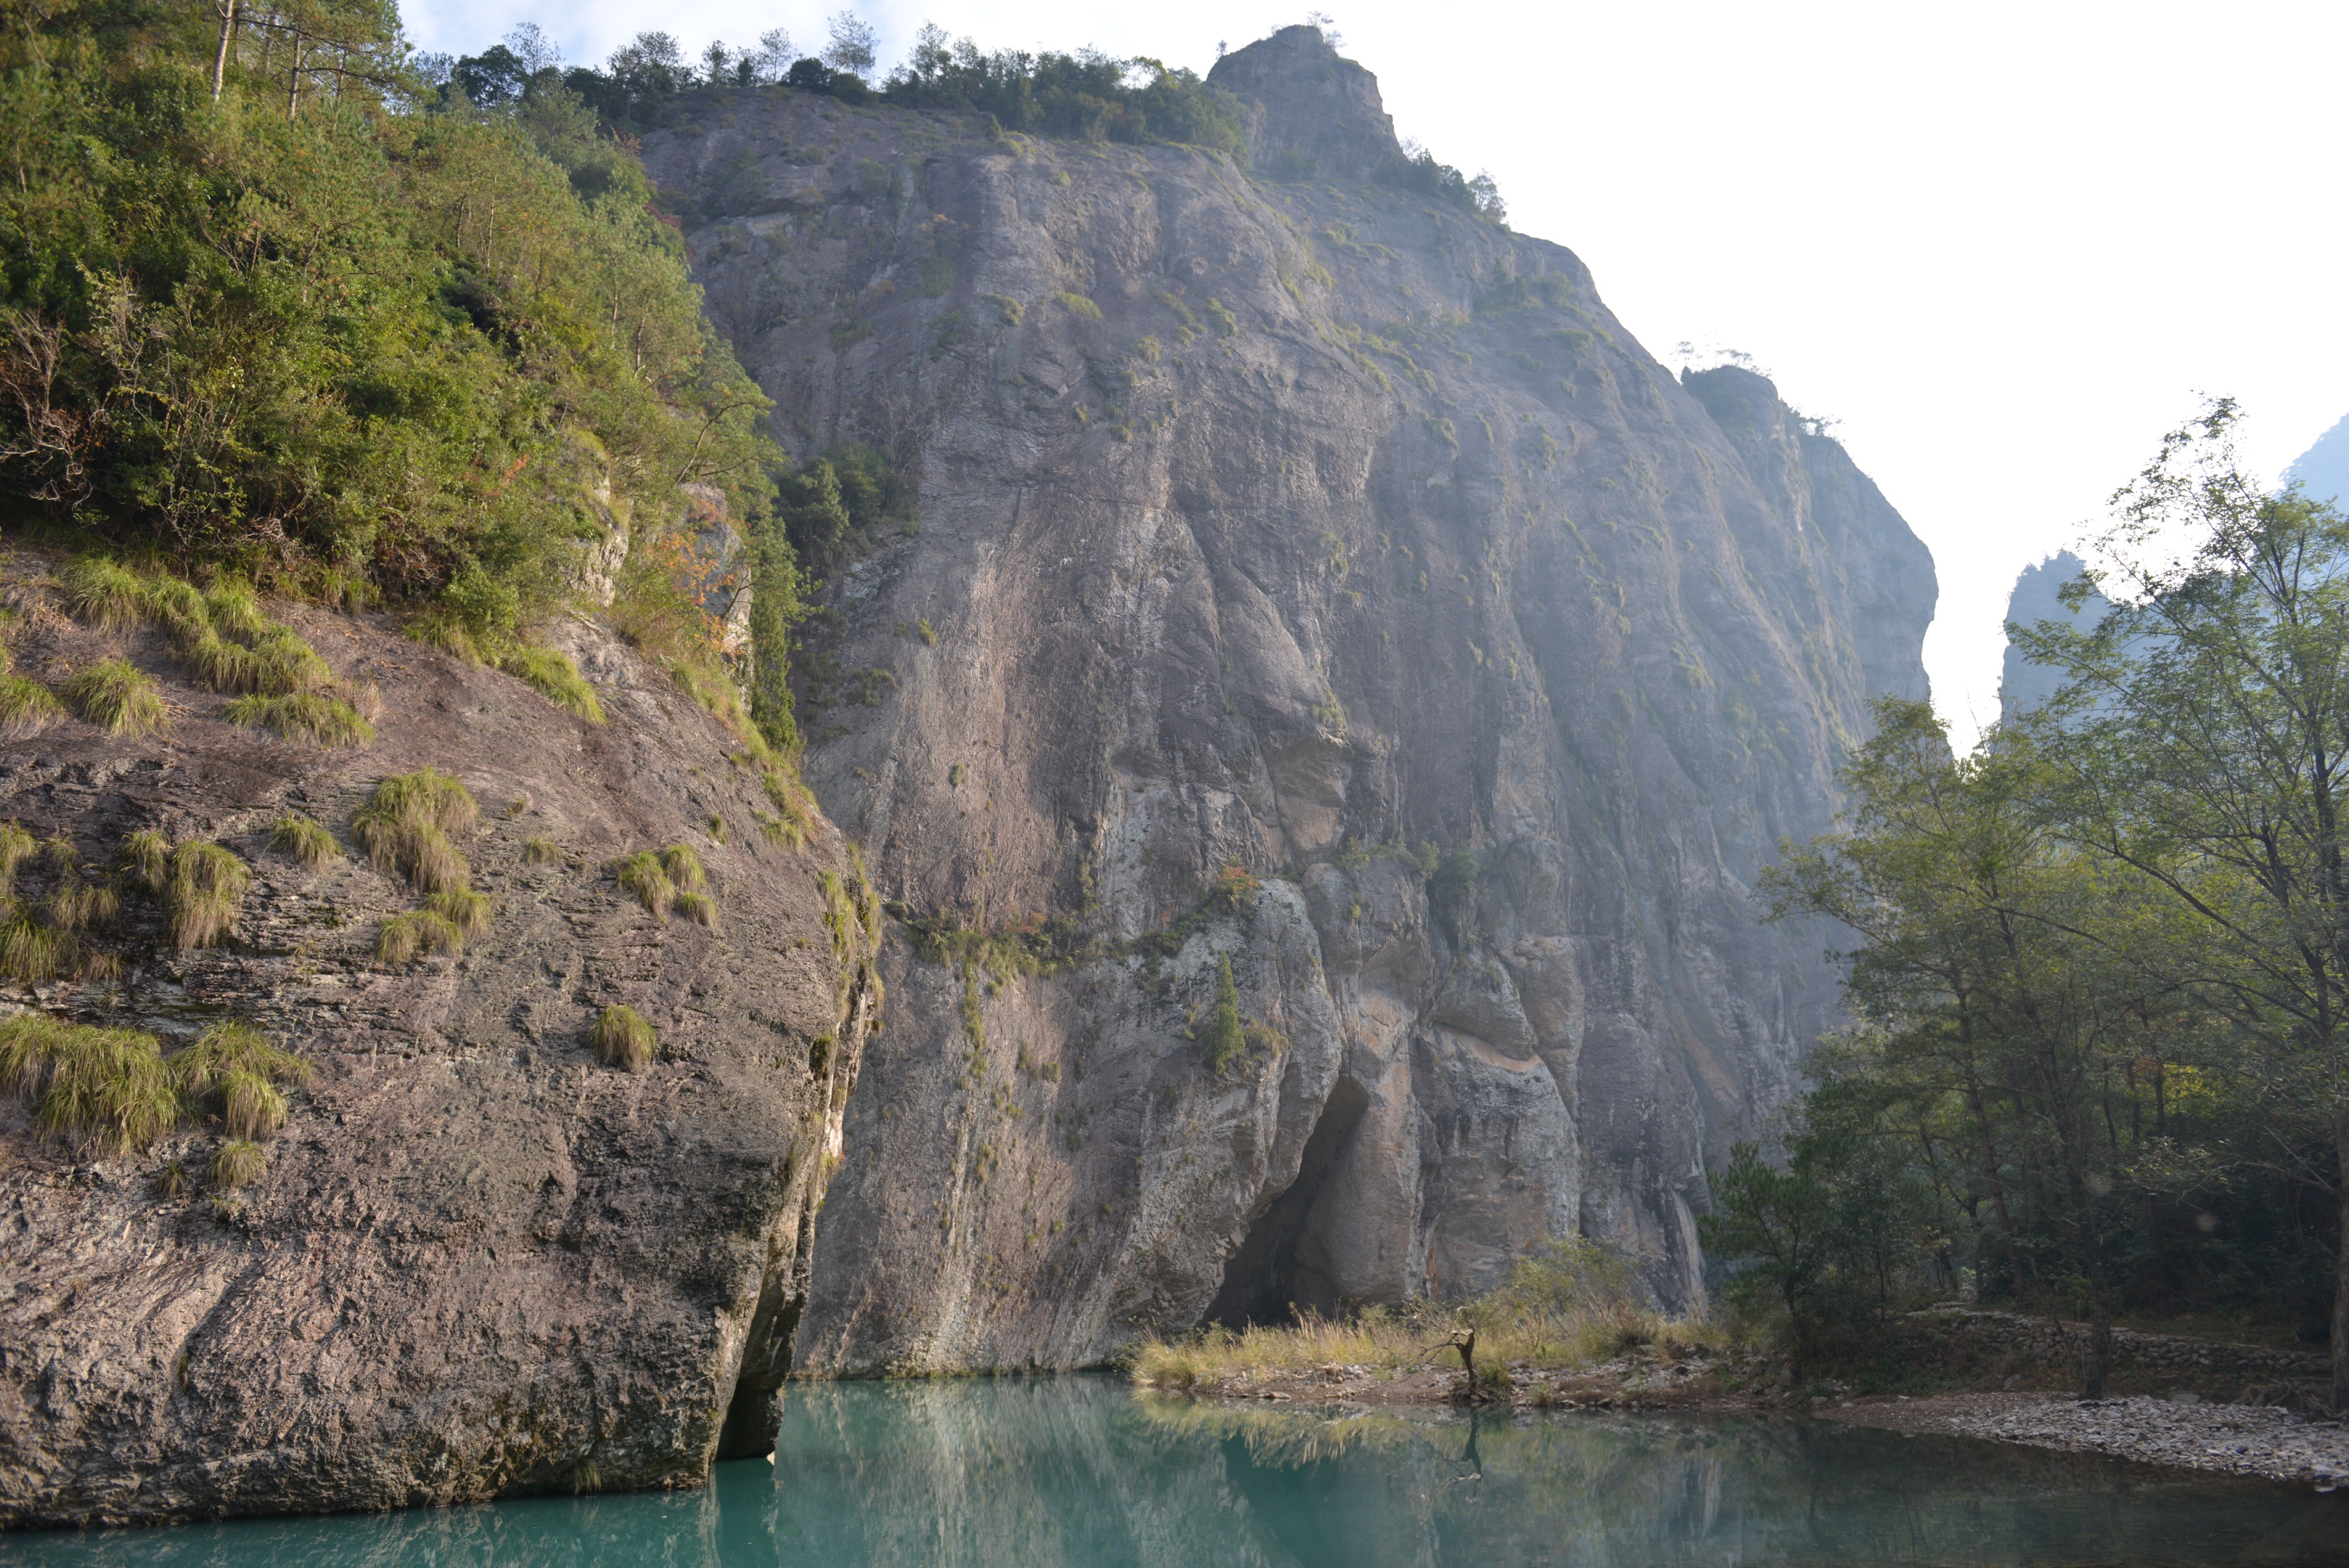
(1130, 1239, 1733, 1394)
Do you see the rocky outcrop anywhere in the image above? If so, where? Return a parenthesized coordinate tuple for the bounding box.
(640, 25, 1937, 1371)
(0, 547, 881, 1524)
(1997, 550, 2109, 723)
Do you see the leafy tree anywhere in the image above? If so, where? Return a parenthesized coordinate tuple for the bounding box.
(2019, 400, 2349, 1408)
(1756, 699, 2221, 1393)
(820, 12, 878, 78)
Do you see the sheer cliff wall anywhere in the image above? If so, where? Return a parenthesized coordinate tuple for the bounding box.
(640, 27, 1936, 1371)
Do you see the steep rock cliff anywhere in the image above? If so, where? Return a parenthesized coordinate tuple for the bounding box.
(640, 26, 1935, 1371)
(0, 548, 881, 1524)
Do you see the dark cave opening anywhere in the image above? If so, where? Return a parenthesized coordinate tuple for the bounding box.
(1204, 1077, 1368, 1328)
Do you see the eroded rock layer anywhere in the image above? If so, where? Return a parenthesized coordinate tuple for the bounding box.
(0, 556, 881, 1524)
(640, 25, 1934, 1371)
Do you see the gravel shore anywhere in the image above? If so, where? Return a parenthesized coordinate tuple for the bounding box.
(1826, 1391, 2349, 1491)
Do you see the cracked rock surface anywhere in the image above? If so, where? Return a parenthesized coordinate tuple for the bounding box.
(639, 24, 1935, 1370)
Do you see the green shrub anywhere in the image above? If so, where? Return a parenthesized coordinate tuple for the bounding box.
(499, 646, 605, 722)
(426, 888, 493, 939)
(612, 850, 674, 915)
(2, 13, 785, 685)
(0, 674, 68, 740)
(1055, 292, 1102, 319)
(269, 814, 339, 869)
(590, 1005, 657, 1070)
(58, 558, 150, 631)
(163, 841, 250, 950)
(210, 1138, 266, 1189)
(523, 836, 564, 865)
(0, 1013, 181, 1154)
(376, 910, 465, 963)
(351, 770, 478, 893)
(1200, 955, 1246, 1073)
(224, 693, 375, 748)
(63, 658, 168, 736)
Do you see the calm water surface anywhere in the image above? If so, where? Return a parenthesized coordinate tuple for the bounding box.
(4, 1378, 2345, 1567)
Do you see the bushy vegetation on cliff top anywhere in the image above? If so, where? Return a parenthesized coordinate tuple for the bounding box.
(436, 16, 1500, 220)
(0, 0, 804, 748)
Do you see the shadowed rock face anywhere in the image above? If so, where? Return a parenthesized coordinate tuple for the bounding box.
(640, 27, 1934, 1371)
(0, 550, 881, 1524)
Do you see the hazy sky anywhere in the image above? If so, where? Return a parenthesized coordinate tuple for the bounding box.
(406, 0, 2348, 746)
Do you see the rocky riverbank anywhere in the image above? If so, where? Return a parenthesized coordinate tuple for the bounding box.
(1823, 1392, 2349, 1492)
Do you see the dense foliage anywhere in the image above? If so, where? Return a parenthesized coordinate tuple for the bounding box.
(0, 0, 799, 746)
(1713, 404, 2349, 1402)
(883, 25, 1247, 161)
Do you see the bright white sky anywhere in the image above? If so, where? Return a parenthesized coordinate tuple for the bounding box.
(407, 0, 2348, 747)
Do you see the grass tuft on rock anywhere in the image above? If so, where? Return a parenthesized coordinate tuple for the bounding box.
(171, 1018, 309, 1098)
(658, 842, 706, 891)
(57, 558, 150, 632)
(63, 658, 168, 736)
(674, 889, 718, 928)
(118, 829, 171, 891)
(0, 915, 75, 983)
(210, 1138, 266, 1190)
(499, 646, 605, 723)
(523, 836, 565, 866)
(200, 581, 272, 642)
(0, 820, 35, 886)
(224, 693, 375, 748)
(611, 850, 674, 916)
(425, 888, 493, 939)
(590, 1005, 657, 1071)
(0, 674, 68, 740)
(405, 608, 482, 664)
(269, 814, 340, 869)
(248, 629, 330, 695)
(0, 1013, 182, 1154)
(376, 910, 464, 963)
(351, 769, 478, 892)
(186, 630, 261, 693)
(46, 879, 121, 932)
(164, 841, 250, 950)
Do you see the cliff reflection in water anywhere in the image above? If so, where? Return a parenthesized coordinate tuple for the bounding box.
(7, 1379, 2345, 1567)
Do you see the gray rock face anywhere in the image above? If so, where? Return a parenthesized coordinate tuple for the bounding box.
(638, 28, 1935, 1371)
(1998, 550, 2104, 722)
(0, 553, 881, 1524)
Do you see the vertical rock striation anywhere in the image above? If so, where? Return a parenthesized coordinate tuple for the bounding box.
(638, 25, 1936, 1371)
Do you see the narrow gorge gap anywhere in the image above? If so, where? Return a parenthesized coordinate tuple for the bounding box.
(1205, 1078, 1368, 1327)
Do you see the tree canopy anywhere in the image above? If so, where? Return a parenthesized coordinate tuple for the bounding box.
(1719, 406, 2349, 1405)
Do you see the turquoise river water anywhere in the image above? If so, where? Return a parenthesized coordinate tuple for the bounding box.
(3, 1378, 2345, 1566)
